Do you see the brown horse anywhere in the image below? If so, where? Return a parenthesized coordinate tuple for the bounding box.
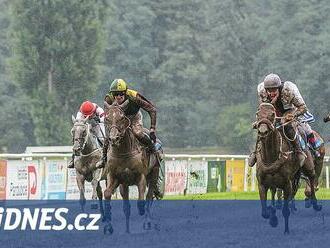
(71, 116, 107, 215)
(255, 103, 321, 234)
(102, 101, 161, 234)
(273, 129, 325, 210)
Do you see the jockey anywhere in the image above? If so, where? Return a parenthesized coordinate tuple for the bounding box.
(68, 100, 105, 168)
(249, 73, 318, 167)
(97, 79, 163, 198)
(98, 78, 157, 168)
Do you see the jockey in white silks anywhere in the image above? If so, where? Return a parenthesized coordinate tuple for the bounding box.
(249, 73, 320, 168)
(68, 100, 105, 168)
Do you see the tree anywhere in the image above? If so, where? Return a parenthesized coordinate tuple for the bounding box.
(8, 0, 108, 146)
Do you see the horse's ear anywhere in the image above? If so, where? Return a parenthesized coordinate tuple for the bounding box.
(72, 115, 76, 124)
(104, 101, 111, 110)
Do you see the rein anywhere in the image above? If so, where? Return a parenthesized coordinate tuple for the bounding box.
(73, 122, 100, 156)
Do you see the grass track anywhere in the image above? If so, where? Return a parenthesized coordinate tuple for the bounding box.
(164, 188, 330, 200)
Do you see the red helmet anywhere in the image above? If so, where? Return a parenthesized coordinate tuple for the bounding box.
(80, 101, 96, 117)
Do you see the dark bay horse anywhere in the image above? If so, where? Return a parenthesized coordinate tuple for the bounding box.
(71, 116, 107, 215)
(273, 128, 325, 210)
(255, 103, 322, 234)
(102, 101, 160, 234)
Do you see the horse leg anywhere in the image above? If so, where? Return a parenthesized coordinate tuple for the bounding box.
(119, 184, 130, 233)
(143, 169, 157, 230)
(269, 188, 278, 227)
(276, 189, 283, 210)
(258, 184, 270, 219)
(96, 181, 105, 221)
(303, 152, 322, 211)
(90, 178, 99, 209)
(282, 183, 292, 235)
(76, 173, 86, 212)
(103, 175, 119, 234)
(271, 187, 276, 207)
(137, 174, 147, 216)
(313, 147, 324, 192)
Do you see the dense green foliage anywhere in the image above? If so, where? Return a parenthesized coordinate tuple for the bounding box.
(0, 0, 329, 152)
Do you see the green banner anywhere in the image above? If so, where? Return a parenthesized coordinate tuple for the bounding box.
(207, 161, 226, 192)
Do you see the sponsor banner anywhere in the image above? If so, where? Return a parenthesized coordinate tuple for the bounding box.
(164, 160, 188, 195)
(226, 160, 245, 192)
(0, 160, 7, 200)
(186, 160, 208, 194)
(27, 161, 45, 200)
(0, 200, 329, 248)
(44, 160, 67, 199)
(207, 161, 226, 192)
(5, 161, 28, 200)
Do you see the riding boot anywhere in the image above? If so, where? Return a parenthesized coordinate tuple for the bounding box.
(284, 124, 306, 166)
(136, 132, 156, 153)
(96, 140, 108, 169)
(68, 154, 75, 168)
(307, 133, 320, 157)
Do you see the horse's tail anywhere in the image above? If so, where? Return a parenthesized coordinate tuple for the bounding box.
(256, 153, 286, 174)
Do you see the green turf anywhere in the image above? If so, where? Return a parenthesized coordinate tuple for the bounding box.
(163, 188, 330, 200)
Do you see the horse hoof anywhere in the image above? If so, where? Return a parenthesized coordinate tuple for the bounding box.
(91, 203, 98, 210)
(262, 212, 270, 219)
(103, 224, 114, 235)
(284, 230, 290, 235)
(269, 216, 278, 227)
(143, 222, 152, 230)
(313, 204, 322, 211)
(137, 201, 146, 216)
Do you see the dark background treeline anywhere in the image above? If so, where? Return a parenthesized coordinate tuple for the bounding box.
(0, 0, 329, 153)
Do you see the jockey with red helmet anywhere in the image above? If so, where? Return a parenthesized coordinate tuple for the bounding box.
(68, 100, 105, 168)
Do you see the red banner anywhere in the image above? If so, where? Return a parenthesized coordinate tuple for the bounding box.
(0, 160, 7, 200)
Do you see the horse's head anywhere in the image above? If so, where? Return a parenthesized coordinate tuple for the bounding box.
(104, 101, 131, 147)
(255, 103, 276, 138)
(71, 116, 90, 155)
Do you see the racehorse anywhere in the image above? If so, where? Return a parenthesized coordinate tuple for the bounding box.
(272, 129, 325, 210)
(102, 101, 162, 234)
(255, 103, 322, 234)
(71, 116, 107, 216)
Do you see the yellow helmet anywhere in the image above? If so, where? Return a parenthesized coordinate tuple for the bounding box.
(109, 79, 127, 93)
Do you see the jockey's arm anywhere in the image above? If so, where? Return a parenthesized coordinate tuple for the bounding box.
(95, 106, 105, 123)
(136, 94, 157, 130)
(290, 83, 308, 118)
